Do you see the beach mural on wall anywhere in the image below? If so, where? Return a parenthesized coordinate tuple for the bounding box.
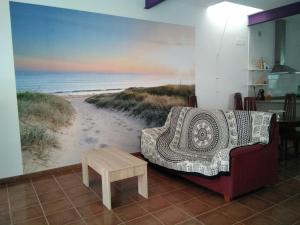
(10, 2, 195, 174)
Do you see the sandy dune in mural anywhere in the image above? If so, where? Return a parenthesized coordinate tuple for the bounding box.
(23, 95, 146, 173)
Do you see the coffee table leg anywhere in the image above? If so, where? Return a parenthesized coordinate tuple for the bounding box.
(102, 172, 112, 210)
(82, 157, 89, 187)
(138, 167, 148, 198)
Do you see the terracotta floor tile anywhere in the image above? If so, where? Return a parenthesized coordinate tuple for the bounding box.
(196, 210, 235, 225)
(275, 179, 300, 196)
(263, 205, 300, 225)
(8, 187, 35, 200)
(280, 196, 300, 213)
(0, 202, 9, 214)
(111, 193, 135, 208)
(12, 205, 44, 224)
(180, 185, 208, 197)
(138, 195, 171, 212)
(15, 216, 48, 225)
(0, 155, 298, 225)
(76, 201, 106, 218)
(242, 214, 283, 225)
(153, 205, 191, 225)
(217, 202, 255, 222)
(254, 188, 288, 203)
(64, 185, 91, 197)
(84, 212, 121, 225)
(38, 189, 65, 203)
(156, 183, 177, 193)
(125, 214, 161, 225)
(162, 190, 193, 204)
(150, 183, 175, 197)
(34, 181, 60, 194)
(115, 178, 138, 192)
(33, 177, 55, 186)
(66, 219, 86, 225)
(46, 208, 81, 225)
(8, 182, 33, 193)
(52, 169, 76, 177)
(59, 178, 83, 189)
(0, 211, 11, 225)
(0, 187, 7, 203)
(197, 192, 226, 207)
(177, 219, 203, 225)
(176, 198, 212, 216)
(238, 195, 273, 211)
(42, 198, 73, 215)
(55, 173, 79, 182)
(114, 203, 147, 222)
(127, 192, 148, 202)
(70, 192, 100, 207)
(10, 193, 39, 210)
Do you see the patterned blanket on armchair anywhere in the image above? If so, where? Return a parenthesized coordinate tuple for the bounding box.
(141, 107, 273, 176)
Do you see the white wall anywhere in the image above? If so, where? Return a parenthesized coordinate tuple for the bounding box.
(286, 15, 300, 71)
(248, 22, 275, 68)
(0, 1, 23, 179)
(195, 7, 250, 109)
(0, 0, 251, 178)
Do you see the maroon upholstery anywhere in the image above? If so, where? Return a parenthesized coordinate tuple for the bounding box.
(178, 115, 279, 201)
(187, 95, 198, 108)
(234, 93, 243, 110)
(244, 97, 257, 111)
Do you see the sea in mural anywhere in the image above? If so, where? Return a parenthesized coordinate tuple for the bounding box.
(10, 2, 195, 173)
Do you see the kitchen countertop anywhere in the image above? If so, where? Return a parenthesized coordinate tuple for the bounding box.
(256, 99, 300, 103)
(256, 96, 300, 103)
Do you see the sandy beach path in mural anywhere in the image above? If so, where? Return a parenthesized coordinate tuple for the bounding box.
(23, 95, 147, 173)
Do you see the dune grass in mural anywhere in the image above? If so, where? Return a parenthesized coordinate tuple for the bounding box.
(86, 85, 194, 126)
(17, 92, 74, 157)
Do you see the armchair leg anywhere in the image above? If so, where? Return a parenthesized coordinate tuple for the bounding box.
(224, 195, 231, 202)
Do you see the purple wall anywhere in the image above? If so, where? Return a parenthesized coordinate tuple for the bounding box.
(249, 1, 300, 26)
(145, 0, 165, 9)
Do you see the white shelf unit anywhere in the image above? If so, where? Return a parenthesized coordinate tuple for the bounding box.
(248, 68, 272, 72)
(248, 69, 270, 97)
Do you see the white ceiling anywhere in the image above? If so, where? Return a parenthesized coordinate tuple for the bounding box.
(227, 0, 300, 10)
(174, 0, 300, 10)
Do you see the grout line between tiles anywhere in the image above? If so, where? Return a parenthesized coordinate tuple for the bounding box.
(52, 174, 88, 225)
(68, 166, 298, 224)
(71, 169, 125, 224)
(231, 191, 299, 225)
(137, 201, 168, 225)
(30, 179, 50, 225)
(6, 184, 13, 225)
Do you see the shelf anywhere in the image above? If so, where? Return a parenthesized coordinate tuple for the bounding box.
(248, 84, 268, 86)
(248, 69, 271, 72)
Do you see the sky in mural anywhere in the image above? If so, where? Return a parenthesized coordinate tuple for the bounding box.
(10, 3, 195, 78)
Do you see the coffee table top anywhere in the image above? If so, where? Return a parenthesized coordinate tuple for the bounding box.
(83, 148, 147, 172)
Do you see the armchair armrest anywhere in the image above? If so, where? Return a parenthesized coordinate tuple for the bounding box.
(230, 144, 266, 158)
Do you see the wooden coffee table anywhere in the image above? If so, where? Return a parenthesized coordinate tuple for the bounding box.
(82, 148, 148, 209)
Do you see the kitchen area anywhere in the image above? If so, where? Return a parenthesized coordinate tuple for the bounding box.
(248, 7, 300, 117)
